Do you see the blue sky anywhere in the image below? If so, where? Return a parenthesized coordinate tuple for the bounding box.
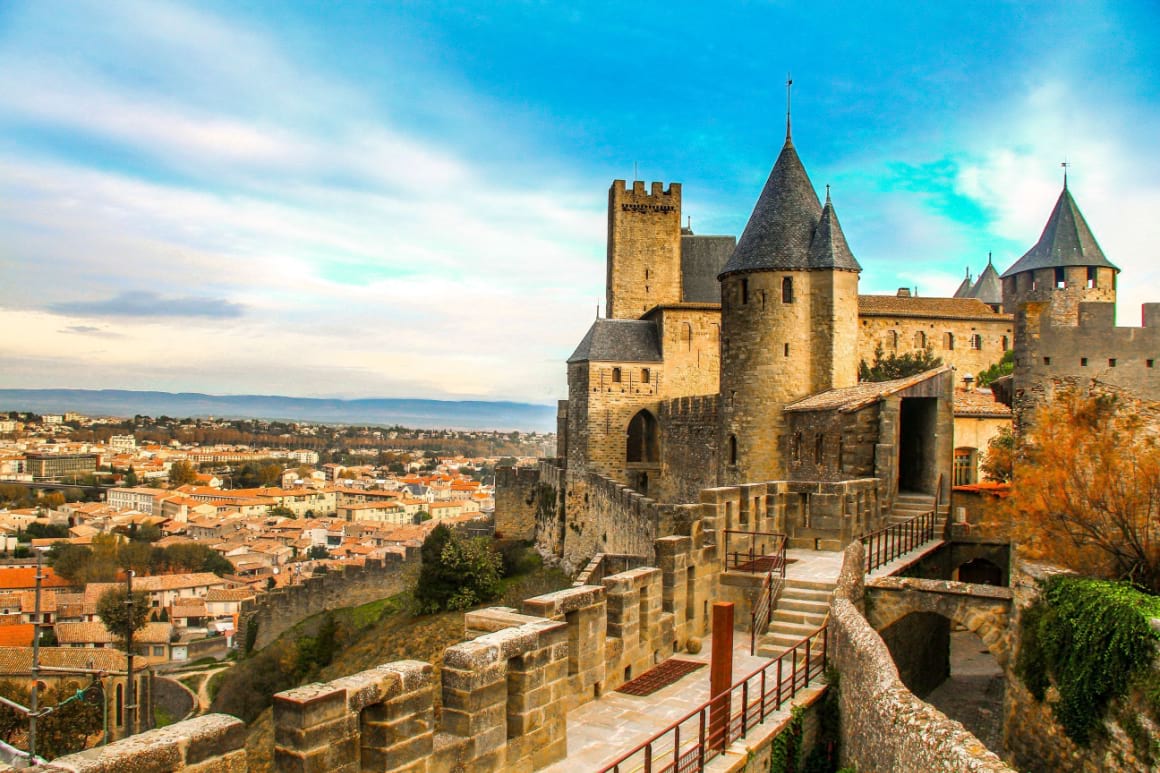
(1, 1, 1157, 404)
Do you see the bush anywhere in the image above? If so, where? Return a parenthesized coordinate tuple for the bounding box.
(414, 525, 503, 613)
(496, 539, 541, 577)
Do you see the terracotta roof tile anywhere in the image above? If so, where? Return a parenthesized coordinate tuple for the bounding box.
(857, 295, 1011, 321)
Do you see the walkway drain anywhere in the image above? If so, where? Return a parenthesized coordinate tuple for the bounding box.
(616, 659, 705, 696)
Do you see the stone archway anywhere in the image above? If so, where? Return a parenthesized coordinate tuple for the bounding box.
(865, 577, 1013, 667)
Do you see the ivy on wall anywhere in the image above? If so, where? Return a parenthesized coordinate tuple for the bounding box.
(1016, 575, 1160, 745)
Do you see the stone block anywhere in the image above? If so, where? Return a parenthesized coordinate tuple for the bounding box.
(274, 683, 348, 732)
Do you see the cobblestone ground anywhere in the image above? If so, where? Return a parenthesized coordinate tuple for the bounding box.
(925, 628, 1005, 753)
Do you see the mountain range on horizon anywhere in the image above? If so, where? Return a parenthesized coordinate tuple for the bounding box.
(0, 388, 558, 433)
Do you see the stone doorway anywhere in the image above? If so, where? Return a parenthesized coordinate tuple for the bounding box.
(898, 397, 938, 494)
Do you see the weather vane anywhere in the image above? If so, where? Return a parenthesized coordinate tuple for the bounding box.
(786, 73, 793, 141)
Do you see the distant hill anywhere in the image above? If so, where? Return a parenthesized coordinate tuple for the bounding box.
(0, 389, 557, 433)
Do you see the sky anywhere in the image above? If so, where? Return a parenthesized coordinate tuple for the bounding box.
(1, 1, 1158, 405)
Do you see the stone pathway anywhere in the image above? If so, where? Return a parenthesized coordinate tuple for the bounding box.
(924, 630, 1005, 754)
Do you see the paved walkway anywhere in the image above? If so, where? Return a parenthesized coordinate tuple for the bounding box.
(924, 630, 1005, 754)
(546, 550, 845, 772)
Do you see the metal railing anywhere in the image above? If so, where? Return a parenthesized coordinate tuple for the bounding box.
(598, 622, 829, 773)
(750, 571, 773, 656)
(723, 530, 787, 574)
(861, 510, 937, 573)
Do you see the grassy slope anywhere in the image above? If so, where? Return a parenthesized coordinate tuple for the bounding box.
(243, 565, 569, 772)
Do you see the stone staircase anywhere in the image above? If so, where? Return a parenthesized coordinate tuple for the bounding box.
(756, 578, 835, 659)
(887, 491, 937, 525)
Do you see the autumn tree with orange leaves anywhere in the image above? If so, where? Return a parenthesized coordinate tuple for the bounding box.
(1006, 390, 1160, 592)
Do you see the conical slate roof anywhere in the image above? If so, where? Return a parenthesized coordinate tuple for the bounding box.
(966, 258, 1002, 306)
(1001, 185, 1118, 278)
(806, 192, 861, 272)
(719, 140, 823, 277)
(953, 269, 973, 298)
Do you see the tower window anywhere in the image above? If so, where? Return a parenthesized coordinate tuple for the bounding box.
(1109, 358, 1117, 368)
(1002, 335, 1009, 351)
(641, 368, 650, 383)
(741, 278, 749, 305)
(612, 367, 622, 383)
(1081, 357, 1088, 367)
(729, 435, 738, 465)
(1055, 267, 1066, 288)
(814, 434, 824, 464)
(1087, 266, 1096, 289)
(784, 343, 790, 357)
(645, 268, 650, 280)
(1148, 359, 1155, 368)
(791, 432, 802, 462)
(782, 277, 794, 303)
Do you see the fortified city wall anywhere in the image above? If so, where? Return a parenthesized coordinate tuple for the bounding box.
(238, 553, 418, 652)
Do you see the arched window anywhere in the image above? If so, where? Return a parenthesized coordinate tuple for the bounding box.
(943, 332, 954, 350)
(914, 331, 926, 349)
(889, 330, 899, 350)
(814, 434, 825, 464)
(626, 410, 659, 463)
(611, 367, 621, 384)
(782, 277, 794, 303)
(729, 434, 738, 465)
(641, 368, 650, 383)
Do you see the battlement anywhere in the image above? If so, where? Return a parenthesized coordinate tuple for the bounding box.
(658, 393, 719, 419)
(610, 179, 682, 200)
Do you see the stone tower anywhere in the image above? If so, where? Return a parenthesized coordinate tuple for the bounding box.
(717, 135, 861, 485)
(606, 181, 682, 319)
(1000, 178, 1119, 324)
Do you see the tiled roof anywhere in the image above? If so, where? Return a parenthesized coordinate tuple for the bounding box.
(0, 646, 127, 674)
(857, 295, 1011, 321)
(567, 319, 662, 364)
(0, 567, 72, 591)
(1001, 185, 1117, 278)
(205, 588, 254, 603)
(784, 366, 952, 413)
(0, 626, 33, 647)
(953, 389, 1012, 418)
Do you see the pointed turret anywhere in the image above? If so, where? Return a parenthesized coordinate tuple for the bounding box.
(966, 255, 1002, 307)
(718, 139, 822, 277)
(953, 268, 973, 298)
(806, 188, 861, 271)
(1001, 186, 1118, 278)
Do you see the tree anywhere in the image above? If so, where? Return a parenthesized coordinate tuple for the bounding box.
(167, 461, 197, 487)
(981, 425, 1015, 483)
(977, 349, 1015, 387)
(124, 465, 139, 487)
(307, 545, 329, 560)
(857, 344, 942, 383)
(0, 680, 102, 759)
(414, 525, 502, 613)
(1005, 390, 1160, 592)
(96, 587, 151, 647)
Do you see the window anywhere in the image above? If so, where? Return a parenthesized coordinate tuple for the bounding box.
(1087, 266, 1096, 289)
(943, 332, 955, 350)
(889, 330, 899, 350)
(1148, 360, 1155, 369)
(1043, 357, 1051, 365)
(1081, 357, 1088, 367)
(784, 343, 790, 357)
(791, 432, 802, 462)
(153, 645, 164, 657)
(741, 278, 749, 305)
(782, 276, 794, 303)
(1001, 335, 1010, 351)
(729, 435, 738, 465)
(611, 367, 621, 383)
(641, 368, 650, 383)
(953, 448, 977, 486)
(1055, 267, 1066, 288)
(814, 434, 825, 465)
(1109, 358, 1117, 368)
(682, 323, 693, 351)
(915, 331, 927, 349)
(970, 334, 983, 350)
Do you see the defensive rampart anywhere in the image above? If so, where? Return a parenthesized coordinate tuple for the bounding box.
(239, 554, 418, 651)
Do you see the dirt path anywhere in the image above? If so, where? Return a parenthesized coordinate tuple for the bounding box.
(169, 665, 233, 713)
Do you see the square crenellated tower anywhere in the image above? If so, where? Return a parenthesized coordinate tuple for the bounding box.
(607, 181, 682, 320)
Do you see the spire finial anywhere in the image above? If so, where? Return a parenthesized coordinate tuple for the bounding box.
(1061, 160, 1069, 189)
(824, 183, 831, 204)
(786, 73, 793, 142)
(965, 266, 971, 279)
(687, 215, 691, 231)
(987, 251, 993, 266)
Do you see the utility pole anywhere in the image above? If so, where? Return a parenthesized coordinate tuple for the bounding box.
(124, 570, 136, 737)
(28, 551, 43, 764)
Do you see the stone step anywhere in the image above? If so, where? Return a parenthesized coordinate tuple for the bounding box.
(772, 609, 827, 626)
(780, 589, 831, 606)
(784, 578, 837, 592)
(778, 598, 829, 615)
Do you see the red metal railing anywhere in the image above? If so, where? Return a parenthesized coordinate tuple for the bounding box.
(749, 572, 772, 656)
(723, 530, 786, 574)
(860, 510, 936, 573)
(598, 622, 829, 773)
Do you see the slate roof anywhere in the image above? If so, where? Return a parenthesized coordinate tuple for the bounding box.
(966, 260, 1003, 306)
(1001, 185, 1118, 278)
(784, 366, 952, 413)
(567, 319, 663, 364)
(719, 140, 825, 277)
(953, 270, 973, 298)
(806, 194, 861, 272)
(857, 295, 1011, 321)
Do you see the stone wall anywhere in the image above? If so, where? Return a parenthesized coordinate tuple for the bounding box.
(858, 307, 1014, 379)
(830, 541, 1015, 772)
(656, 394, 719, 502)
(1002, 561, 1160, 772)
(239, 554, 417, 652)
(495, 464, 542, 541)
(27, 714, 246, 772)
(948, 484, 1011, 543)
(606, 180, 682, 320)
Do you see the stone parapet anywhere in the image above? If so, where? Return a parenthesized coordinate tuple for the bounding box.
(36, 714, 246, 773)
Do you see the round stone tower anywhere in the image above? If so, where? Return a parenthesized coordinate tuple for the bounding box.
(717, 136, 861, 486)
(1000, 177, 1119, 325)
